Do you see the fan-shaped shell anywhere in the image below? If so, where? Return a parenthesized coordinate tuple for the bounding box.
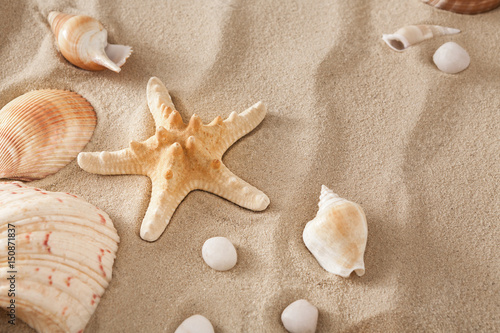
(0, 182, 119, 333)
(0, 89, 96, 181)
(48, 11, 132, 72)
(421, 0, 500, 14)
(303, 186, 368, 278)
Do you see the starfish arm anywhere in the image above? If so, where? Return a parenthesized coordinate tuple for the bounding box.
(140, 177, 192, 242)
(201, 164, 270, 211)
(147, 77, 176, 127)
(77, 148, 144, 175)
(216, 101, 267, 156)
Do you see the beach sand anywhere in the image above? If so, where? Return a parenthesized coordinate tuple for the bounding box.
(0, 0, 499, 331)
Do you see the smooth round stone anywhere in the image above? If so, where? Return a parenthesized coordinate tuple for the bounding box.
(433, 42, 470, 74)
(174, 315, 214, 333)
(202, 236, 237, 271)
(281, 299, 319, 333)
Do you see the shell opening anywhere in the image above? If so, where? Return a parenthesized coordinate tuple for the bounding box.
(87, 30, 121, 73)
(105, 44, 133, 68)
(382, 34, 408, 52)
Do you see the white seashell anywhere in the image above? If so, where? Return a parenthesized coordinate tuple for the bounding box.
(48, 11, 132, 72)
(382, 25, 460, 52)
(202, 237, 237, 271)
(0, 181, 119, 333)
(303, 186, 367, 278)
(281, 299, 318, 333)
(433, 42, 470, 74)
(0, 89, 96, 181)
(175, 315, 215, 333)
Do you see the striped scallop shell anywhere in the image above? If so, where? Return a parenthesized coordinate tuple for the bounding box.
(48, 12, 132, 72)
(303, 186, 368, 278)
(0, 90, 96, 181)
(0, 182, 119, 333)
(422, 0, 500, 14)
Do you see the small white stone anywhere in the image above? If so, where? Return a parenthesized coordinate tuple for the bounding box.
(433, 42, 470, 74)
(174, 315, 214, 333)
(281, 299, 319, 333)
(202, 236, 237, 271)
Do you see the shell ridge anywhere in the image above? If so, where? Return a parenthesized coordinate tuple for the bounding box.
(1, 274, 96, 318)
(4, 219, 119, 249)
(1, 281, 91, 331)
(2, 253, 110, 288)
(5, 259, 105, 293)
(0, 204, 118, 236)
(0, 90, 96, 180)
(0, 293, 70, 332)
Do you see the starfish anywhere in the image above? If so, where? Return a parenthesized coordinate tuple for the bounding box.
(77, 77, 270, 241)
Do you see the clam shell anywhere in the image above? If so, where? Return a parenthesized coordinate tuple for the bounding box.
(421, 0, 500, 14)
(0, 90, 96, 181)
(303, 186, 367, 278)
(0, 181, 119, 333)
(48, 11, 132, 72)
(382, 25, 460, 52)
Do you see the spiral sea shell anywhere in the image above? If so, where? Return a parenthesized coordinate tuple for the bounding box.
(0, 182, 119, 333)
(303, 186, 368, 278)
(382, 25, 460, 52)
(48, 11, 132, 72)
(421, 0, 500, 14)
(0, 90, 96, 181)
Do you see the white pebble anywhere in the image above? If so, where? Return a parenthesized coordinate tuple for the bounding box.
(202, 236, 237, 271)
(433, 42, 470, 74)
(174, 315, 214, 333)
(281, 299, 318, 333)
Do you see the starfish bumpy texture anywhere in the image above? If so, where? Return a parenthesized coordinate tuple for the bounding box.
(78, 77, 270, 241)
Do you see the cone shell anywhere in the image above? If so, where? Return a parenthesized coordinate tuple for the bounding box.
(0, 182, 119, 333)
(0, 89, 96, 181)
(422, 0, 500, 14)
(48, 11, 132, 72)
(303, 186, 367, 278)
(382, 25, 460, 52)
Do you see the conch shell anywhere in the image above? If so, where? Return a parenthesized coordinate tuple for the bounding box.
(0, 181, 119, 333)
(303, 186, 367, 278)
(0, 89, 96, 181)
(422, 0, 500, 14)
(48, 11, 132, 72)
(382, 25, 460, 52)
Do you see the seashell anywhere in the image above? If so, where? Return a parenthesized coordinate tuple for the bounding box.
(303, 186, 367, 278)
(281, 299, 318, 333)
(175, 315, 215, 333)
(421, 0, 500, 14)
(202, 237, 238, 271)
(382, 25, 460, 52)
(433, 42, 470, 74)
(0, 181, 119, 333)
(48, 11, 132, 72)
(0, 89, 96, 181)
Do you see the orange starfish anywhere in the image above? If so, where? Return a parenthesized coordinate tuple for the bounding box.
(78, 77, 270, 241)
